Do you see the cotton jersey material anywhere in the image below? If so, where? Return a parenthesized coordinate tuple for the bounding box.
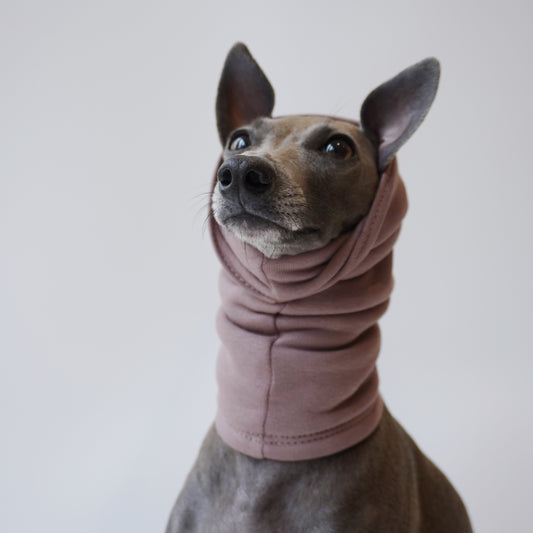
(210, 155, 408, 461)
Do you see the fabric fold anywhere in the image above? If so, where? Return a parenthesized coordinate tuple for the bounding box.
(210, 151, 408, 461)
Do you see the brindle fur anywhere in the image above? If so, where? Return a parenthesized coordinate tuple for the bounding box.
(166, 44, 472, 532)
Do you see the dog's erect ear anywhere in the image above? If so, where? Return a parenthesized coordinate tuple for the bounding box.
(216, 43, 275, 145)
(360, 58, 440, 172)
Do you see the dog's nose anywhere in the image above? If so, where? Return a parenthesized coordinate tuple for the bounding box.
(217, 157, 274, 195)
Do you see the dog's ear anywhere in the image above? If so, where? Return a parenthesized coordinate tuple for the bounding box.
(360, 58, 440, 172)
(216, 43, 275, 145)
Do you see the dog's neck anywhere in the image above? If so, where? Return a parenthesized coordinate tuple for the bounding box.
(210, 158, 407, 461)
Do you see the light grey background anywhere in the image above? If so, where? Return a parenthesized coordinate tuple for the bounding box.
(2, 1, 532, 532)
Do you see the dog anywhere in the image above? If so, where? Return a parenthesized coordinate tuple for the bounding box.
(166, 43, 472, 532)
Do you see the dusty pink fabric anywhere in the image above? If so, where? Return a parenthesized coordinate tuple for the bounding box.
(210, 156, 407, 461)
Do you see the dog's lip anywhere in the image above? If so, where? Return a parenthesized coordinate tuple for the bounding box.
(222, 211, 319, 235)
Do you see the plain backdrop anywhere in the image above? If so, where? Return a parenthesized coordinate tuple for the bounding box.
(2, 1, 532, 532)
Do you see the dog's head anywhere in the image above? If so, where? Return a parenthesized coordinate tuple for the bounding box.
(211, 43, 439, 258)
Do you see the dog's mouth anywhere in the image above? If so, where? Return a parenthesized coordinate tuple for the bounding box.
(212, 194, 325, 257)
(222, 211, 319, 237)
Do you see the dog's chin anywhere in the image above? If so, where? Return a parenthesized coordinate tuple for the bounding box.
(218, 213, 323, 259)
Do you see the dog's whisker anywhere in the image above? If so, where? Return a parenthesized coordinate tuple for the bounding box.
(189, 191, 214, 209)
(201, 209, 216, 238)
(329, 94, 358, 118)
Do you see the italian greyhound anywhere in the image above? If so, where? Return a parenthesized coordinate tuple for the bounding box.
(166, 43, 472, 532)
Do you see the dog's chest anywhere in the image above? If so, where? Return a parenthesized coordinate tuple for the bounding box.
(203, 465, 348, 533)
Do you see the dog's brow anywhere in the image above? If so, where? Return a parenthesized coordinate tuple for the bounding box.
(301, 124, 337, 145)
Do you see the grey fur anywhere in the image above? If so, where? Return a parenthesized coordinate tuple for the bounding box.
(360, 57, 440, 172)
(166, 44, 471, 532)
(211, 115, 379, 258)
(167, 409, 471, 532)
(216, 43, 275, 145)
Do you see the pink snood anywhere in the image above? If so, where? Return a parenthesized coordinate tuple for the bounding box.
(210, 157, 408, 461)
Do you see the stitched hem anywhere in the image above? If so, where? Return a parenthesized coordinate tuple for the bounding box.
(216, 396, 383, 461)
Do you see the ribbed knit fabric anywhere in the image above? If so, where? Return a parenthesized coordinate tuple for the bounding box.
(210, 155, 408, 461)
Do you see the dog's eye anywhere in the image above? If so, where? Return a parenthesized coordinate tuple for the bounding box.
(229, 134, 251, 151)
(322, 136, 355, 160)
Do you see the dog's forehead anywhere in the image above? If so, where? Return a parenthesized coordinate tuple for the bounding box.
(253, 116, 362, 141)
